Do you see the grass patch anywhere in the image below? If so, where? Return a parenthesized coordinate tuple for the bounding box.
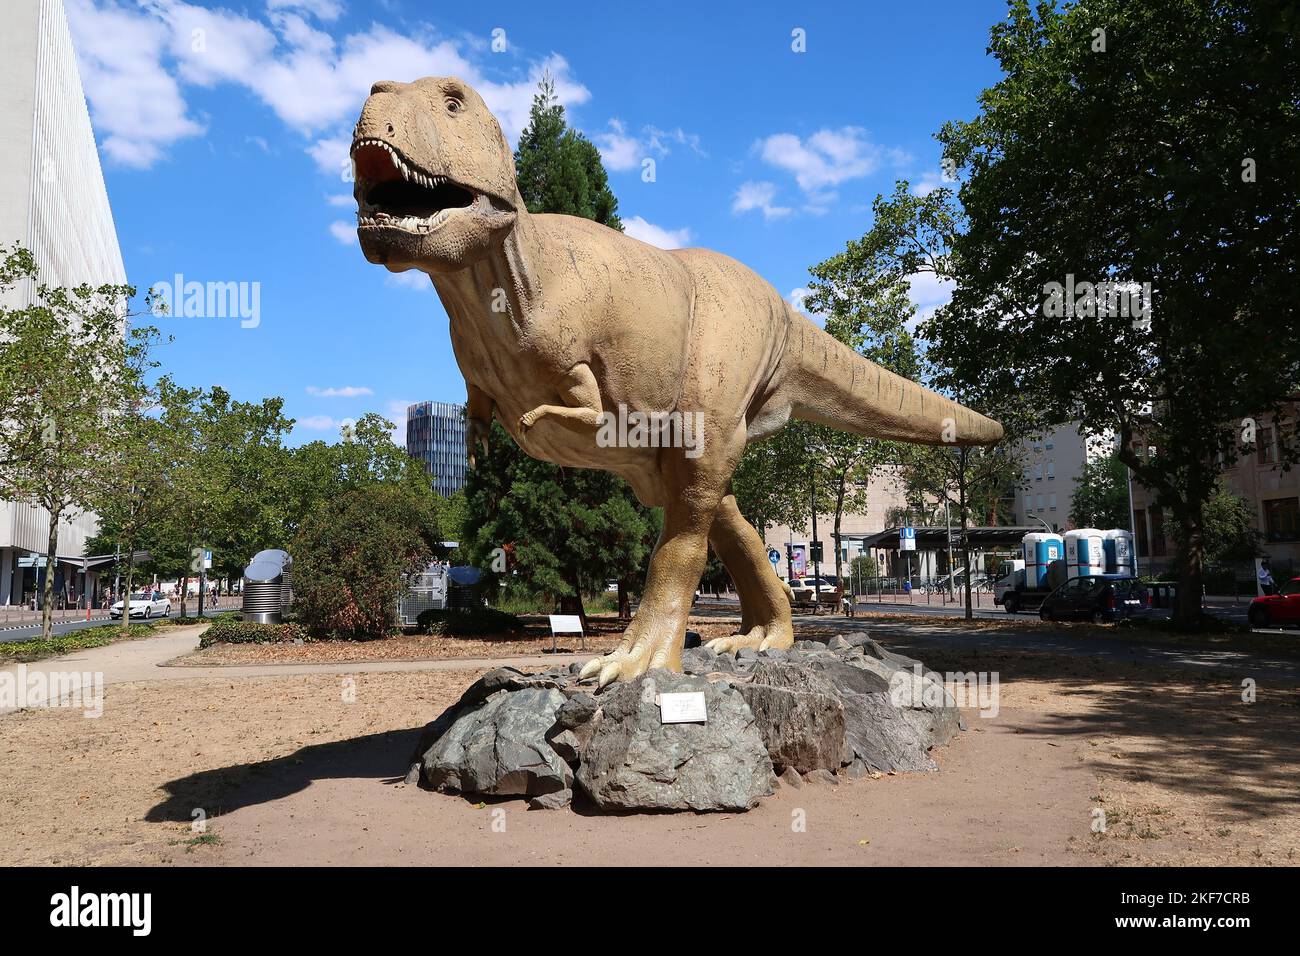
(169, 832, 222, 852)
(0, 622, 164, 664)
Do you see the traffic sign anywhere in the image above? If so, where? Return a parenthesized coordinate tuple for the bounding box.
(900, 527, 917, 552)
(767, 548, 780, 567)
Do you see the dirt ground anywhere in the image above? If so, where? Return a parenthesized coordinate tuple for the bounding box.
(3, 624, 1297, 866)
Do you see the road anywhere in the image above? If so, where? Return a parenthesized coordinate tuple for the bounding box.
(0, 605, 232, 643)
(698, 594, 1260, 627)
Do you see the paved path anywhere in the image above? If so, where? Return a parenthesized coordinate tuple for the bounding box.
(0, 626, 588, 716)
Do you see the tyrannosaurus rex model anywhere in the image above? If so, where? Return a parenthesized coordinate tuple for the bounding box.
(349, 77, 1003, 687)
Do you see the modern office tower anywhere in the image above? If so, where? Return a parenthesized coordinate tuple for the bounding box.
(406, 401, 468, 497)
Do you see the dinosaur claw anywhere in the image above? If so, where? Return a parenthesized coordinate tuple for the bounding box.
(597, 662, 622, 689)
(578, 657, 603, 681)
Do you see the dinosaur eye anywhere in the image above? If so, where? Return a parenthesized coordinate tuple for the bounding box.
(445, 97, 463, 114)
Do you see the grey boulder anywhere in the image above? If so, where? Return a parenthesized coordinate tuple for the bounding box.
(736, 661, 848, 773)
(420, 686, 572, 803)
(576, 671, 773, 812)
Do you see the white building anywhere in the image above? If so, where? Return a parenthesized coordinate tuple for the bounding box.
(0, 0, 126, 605)
(1012, 421, 1113, 532)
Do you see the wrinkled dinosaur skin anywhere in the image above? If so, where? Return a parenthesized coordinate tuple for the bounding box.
(350, 77, 1003, 687)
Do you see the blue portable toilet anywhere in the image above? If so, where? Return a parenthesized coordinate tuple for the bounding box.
(1022, 532, 1064, 589)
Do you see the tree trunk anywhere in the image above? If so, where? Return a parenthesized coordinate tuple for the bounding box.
(1174, 507, 1206, 627)
(959, 452, 973, 621)
(41, 511, 60, 641)
(833, 477, 846, 592)
(121, 550, 136, 635)
(617, 580, 631, 620)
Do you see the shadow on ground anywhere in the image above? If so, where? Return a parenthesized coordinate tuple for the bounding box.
(145, 726, 423, 823)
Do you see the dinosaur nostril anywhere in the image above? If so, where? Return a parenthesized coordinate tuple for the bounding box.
(386, 123, 394, 135)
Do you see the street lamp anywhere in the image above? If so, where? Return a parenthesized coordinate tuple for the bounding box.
(1025, 512, 1053, 533)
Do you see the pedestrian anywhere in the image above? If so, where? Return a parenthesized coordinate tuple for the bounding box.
(841, 593, 855, 618)
(1259, 560, 1275, 596)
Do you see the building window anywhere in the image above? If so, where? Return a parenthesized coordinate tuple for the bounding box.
(1045, 438, 1054, 450)
(1257, 427, 1277, 465)
(1134, 508, 1149, 557)
(1046, 461, 1055, 480)
(1048, 493, 1057, 511)
(1264, 497, 1299, 541)
(1034, 464, 1043, 481)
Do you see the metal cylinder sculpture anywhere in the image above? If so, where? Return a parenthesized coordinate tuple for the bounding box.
(242, 549, 292, 624)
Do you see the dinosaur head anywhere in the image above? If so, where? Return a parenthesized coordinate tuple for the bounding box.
(350, 77, 519, 274)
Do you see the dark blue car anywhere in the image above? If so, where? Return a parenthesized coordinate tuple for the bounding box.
(1039, 575, 1151, 624)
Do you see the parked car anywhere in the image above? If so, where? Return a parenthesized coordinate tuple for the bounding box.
(1038, 575, 1150, 624)
(1248, 576, 1300, 628)
(110, 590, 171, 620)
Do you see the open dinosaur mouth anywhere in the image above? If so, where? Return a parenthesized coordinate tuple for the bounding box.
(352, 138, 476, 233)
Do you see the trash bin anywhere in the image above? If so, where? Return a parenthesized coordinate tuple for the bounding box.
(1149, 581, 1178, 609)
(242, 549, 292, 624)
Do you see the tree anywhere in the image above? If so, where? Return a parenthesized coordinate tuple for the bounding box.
(89, 377, 196, 628)
(463, 422, 654, 625)
(0, 244, 159, 639)
(462, 76, 655, 621)
(514, 76, 622, 229)
(926, 0, 1299, 625)
(291, 483, 441, 639)
(804, 267, 927, 587)
(1182, 486, 1261, 568)
(151, 387, 292, 615)
(1071, 450, 1132, 530)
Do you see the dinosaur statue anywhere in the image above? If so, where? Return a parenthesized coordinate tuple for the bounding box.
(349, 77, 1003, 687)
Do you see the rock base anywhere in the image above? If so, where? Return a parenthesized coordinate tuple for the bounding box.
(411, 631, 961, 812)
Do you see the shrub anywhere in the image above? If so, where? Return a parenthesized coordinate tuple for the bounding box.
(291, 483, 441, 640)
(200, 615, 309, 648)
(417, 606, 524, 636)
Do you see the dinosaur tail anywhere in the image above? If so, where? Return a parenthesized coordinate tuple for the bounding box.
(784, 310, 1004, 446)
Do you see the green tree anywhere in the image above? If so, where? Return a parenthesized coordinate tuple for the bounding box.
(89, 377, 196, 626)
(1181, 486, 1261, 568)
(926, 0, 1299, 625)
(514, 76, 622, 228)
(291, 483, 441, 639)
(1071, 450, 1132, 530)
(0, 245, 159, 639)
(462, 76, 655, 622)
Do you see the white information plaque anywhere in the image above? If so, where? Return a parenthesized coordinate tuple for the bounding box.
(548, 614, 584, 634)
(657, 691, 708, 724)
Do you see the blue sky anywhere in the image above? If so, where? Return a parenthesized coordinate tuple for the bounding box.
(68, 0, 1008, 445)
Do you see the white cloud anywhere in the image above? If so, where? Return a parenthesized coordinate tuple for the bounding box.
(328, 220, 356, 244)
(756, 128, 910, 197)
(911, 169, 948, 196)
(307, 385, 373, 397)
(326, 192, 354, 206)
(731, 181, 791, 220)
(266, 0, 345, 21)
(385, 270, 432, 292)
(905, 271, 954, 331)
(297, 414, 339, 430)
(788, 287, 826, 328)
(623, 216, 691, 249)
(594, 120, 706, 172)
(66, 0, 205, 168)
(594, 119, 640, 172)
(67, 2, 590, 170)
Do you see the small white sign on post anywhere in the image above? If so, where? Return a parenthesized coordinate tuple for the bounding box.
(657, 691, 708, 724)
(900, 526, 917, 552)
(548, 614, 584, 652)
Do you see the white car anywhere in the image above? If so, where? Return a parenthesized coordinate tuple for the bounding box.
(111, 591, 171, 619)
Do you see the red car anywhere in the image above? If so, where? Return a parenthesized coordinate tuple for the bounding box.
(1248, 576, 1300, 628)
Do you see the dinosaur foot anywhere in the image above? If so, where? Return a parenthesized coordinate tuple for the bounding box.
(578, 625, 682, 689)
(705, 621, 795, 655)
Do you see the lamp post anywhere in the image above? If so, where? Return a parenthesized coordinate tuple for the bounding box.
(1026, 512, 1053, 534)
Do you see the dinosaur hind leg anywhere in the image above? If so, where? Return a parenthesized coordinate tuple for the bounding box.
(705, 493, 794, 655)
